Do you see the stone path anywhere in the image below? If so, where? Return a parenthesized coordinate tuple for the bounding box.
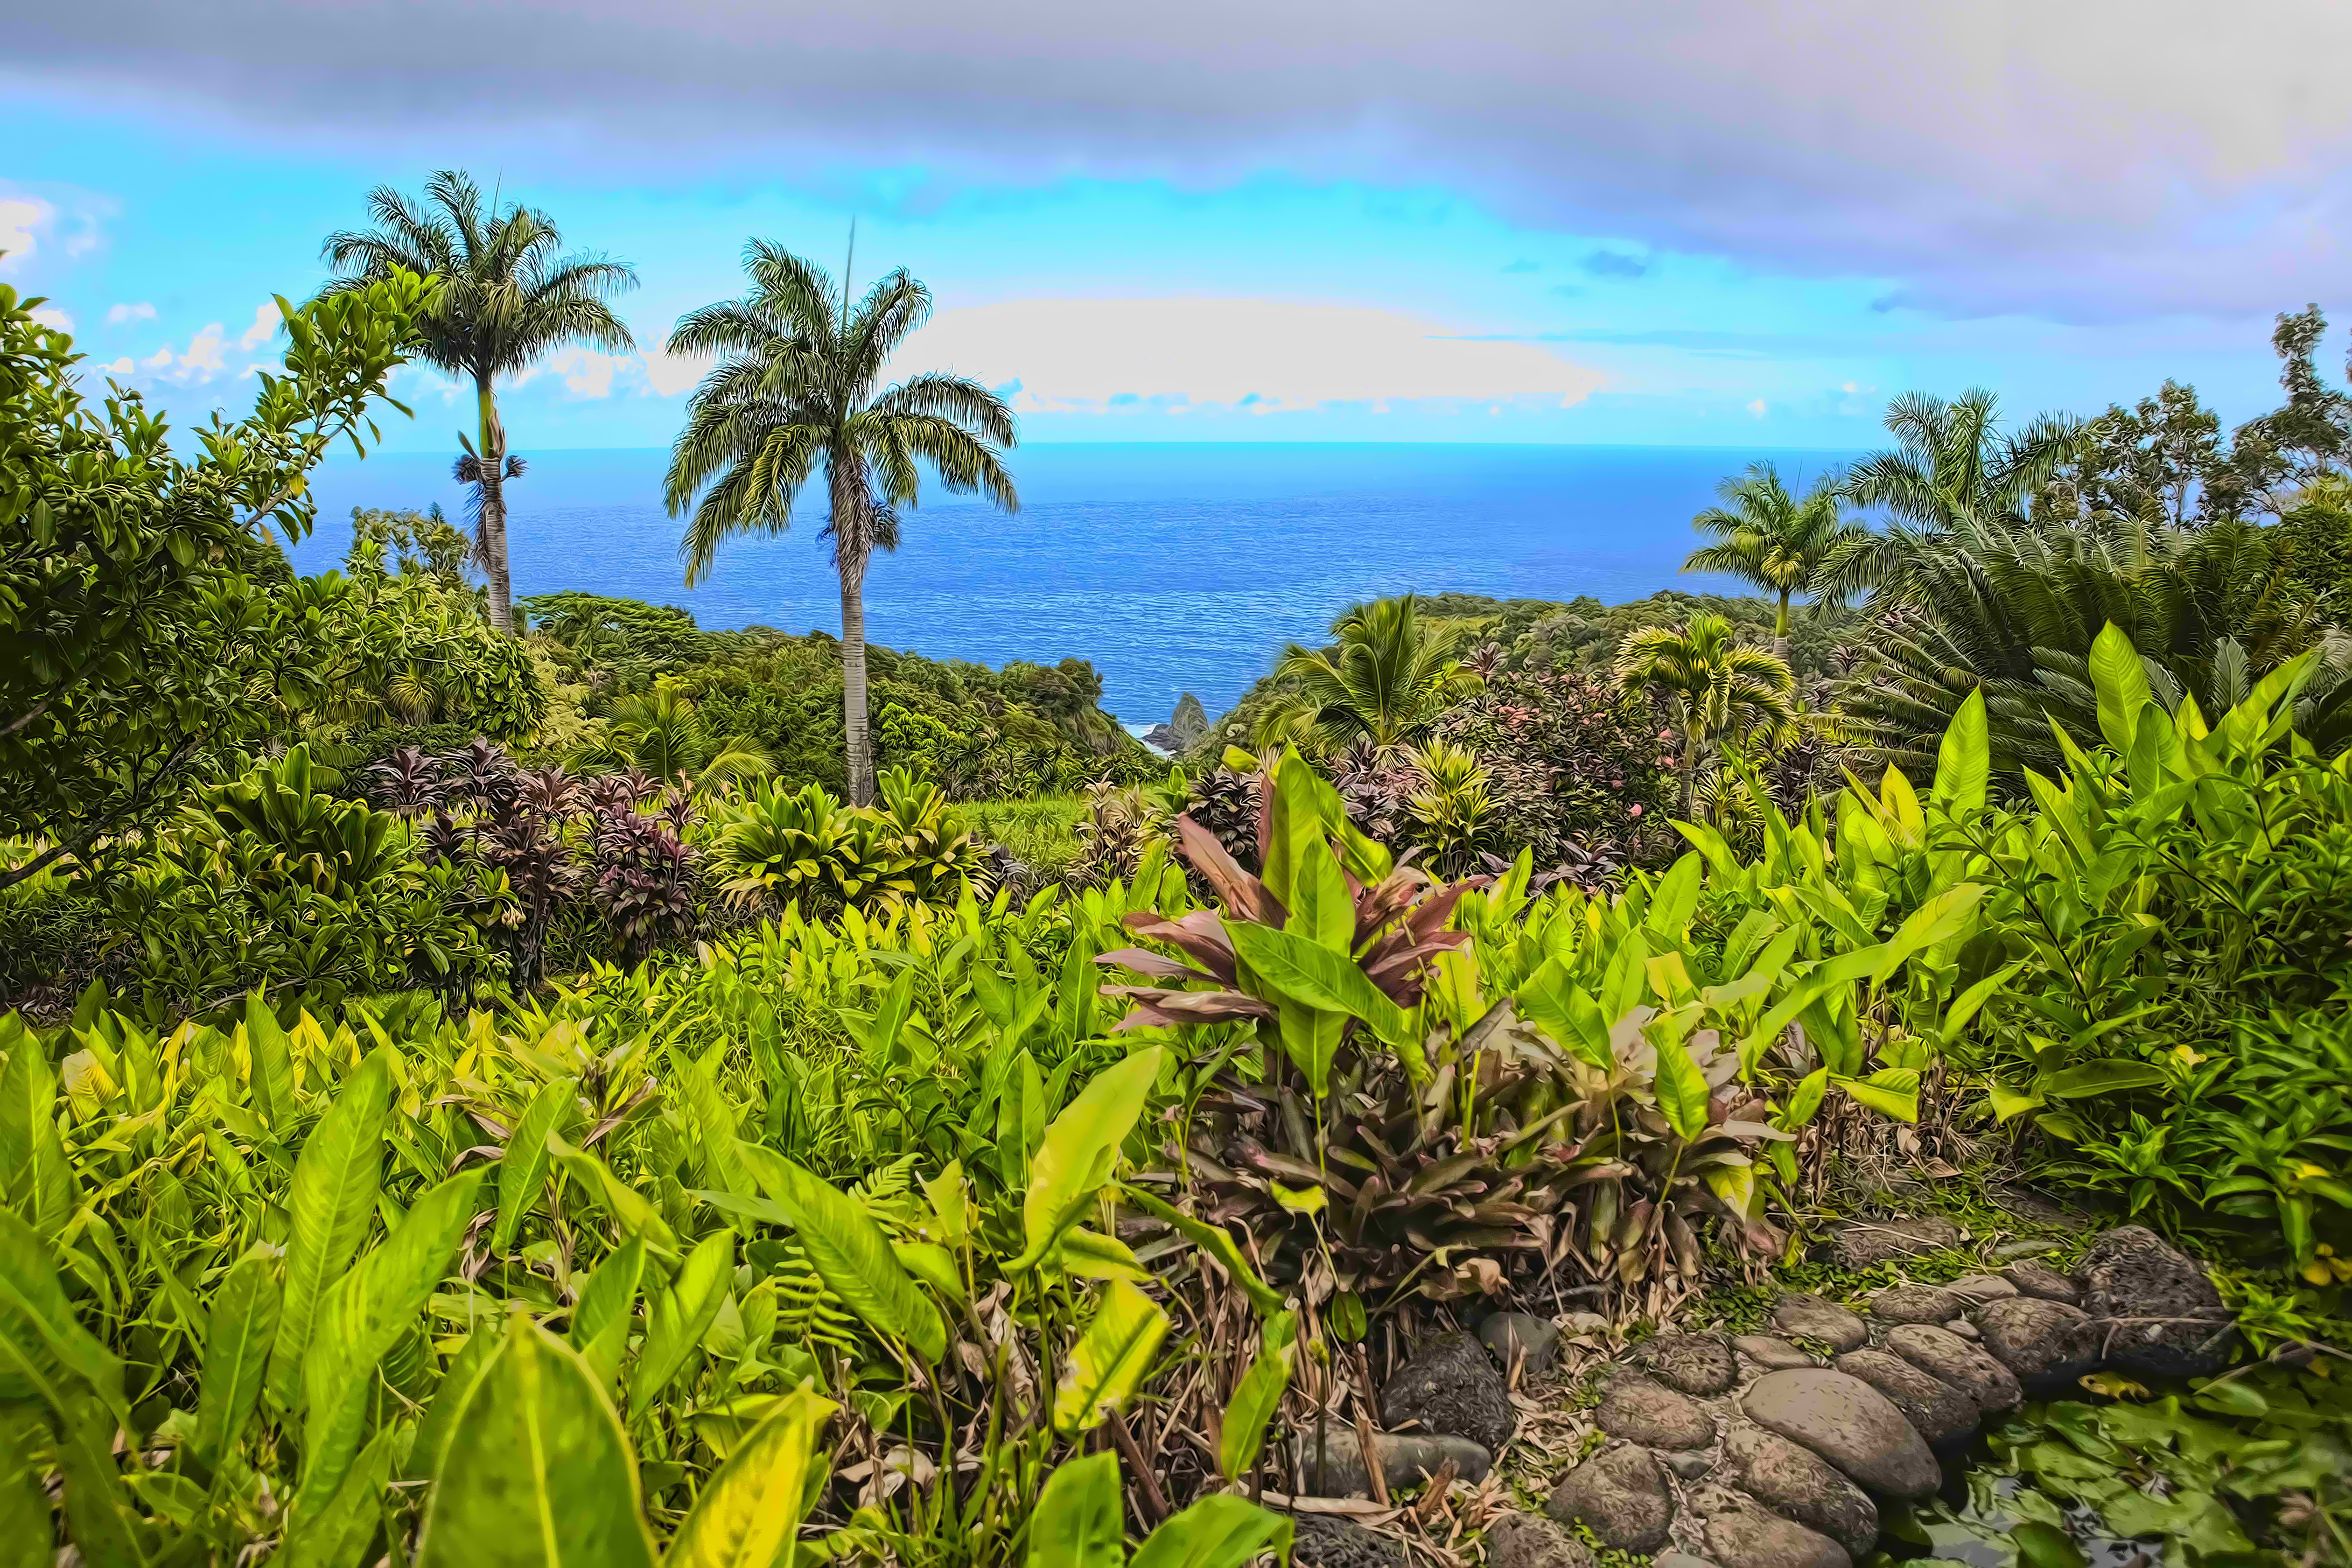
(1286, 1225, 2233, 1568)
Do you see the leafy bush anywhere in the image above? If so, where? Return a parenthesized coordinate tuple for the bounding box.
(708, 771, 978, 915)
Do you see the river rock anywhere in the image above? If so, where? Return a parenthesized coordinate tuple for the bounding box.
(2073, 1225, 2235, 1377)
(2002, 1259, 2080, 1304)
(1480, 1312, 1563, 1378)
(1770, 1294, 1868, 1353)
(1703, 1503, 1852, 1568)
(1546, 1441, 1676, 1553)
(1721, 1424, 1879, 1558)
(1486, 1510, 1595, 1568)
(1597, 1371, 1717, 1450)
(1654, 1556, 1721, 1568)
(1882, 1324, 2021, 1414)
(1974, 1297, 2097, 1392)
(1290, 1430, 1492, 1497)
(1822, 1215, 1961, 1269)
(1942, 1274, 2019, 1304)
(1293, 1516, 1408, 1568)
(1943, 1319, 1979, 1340)
(1737, 1369, 1941, 1498)
(1832, 1349, 1979, 1449)
(1643, 1333, 1740, 1396)
(1733, 1335, 1816, 1370)
(1383, 1332, 1516, 1453)
(1867, 1285, 1963, 1325)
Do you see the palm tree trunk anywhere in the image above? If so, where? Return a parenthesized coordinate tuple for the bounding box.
(1680, 724, 1700, 823)
(1774, 591, 1790, 666)
(477, 377, 515, 636)
(832, 457, 875, 807)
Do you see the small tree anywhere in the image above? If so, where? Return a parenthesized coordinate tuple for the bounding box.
(1614, 615, 1795, 824)
(0, 272, 432, 890)
(1263, 595, 1482, 753)
(1682, 462, 1864, 662)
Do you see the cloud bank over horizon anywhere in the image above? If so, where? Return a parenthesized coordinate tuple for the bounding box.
(12, 0, 2350, 326)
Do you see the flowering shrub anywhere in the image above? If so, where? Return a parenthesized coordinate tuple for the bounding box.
(1438, 669, 1671, 866)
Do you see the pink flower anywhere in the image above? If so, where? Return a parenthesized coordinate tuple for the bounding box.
(1629, 804, 1644, 817)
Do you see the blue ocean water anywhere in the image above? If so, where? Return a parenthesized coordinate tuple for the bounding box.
(299, 443, 1862, 726)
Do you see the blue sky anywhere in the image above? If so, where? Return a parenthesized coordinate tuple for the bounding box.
(7, 1, 2349, 454)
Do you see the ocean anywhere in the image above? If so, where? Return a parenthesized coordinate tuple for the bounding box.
(299, 443, 1864, 727)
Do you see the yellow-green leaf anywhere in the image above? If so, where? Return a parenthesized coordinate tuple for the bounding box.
(666, 1385, 835, 1568)
(1053, 1279, 1168, 1436)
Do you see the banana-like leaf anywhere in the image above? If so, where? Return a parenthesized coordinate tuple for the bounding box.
(740, 1145, 946, 1364)
(570, 1236, 646, 1392)
(665, 1384, 836, 1568)
(417, 1315, 655, 1568)
(1930, 688, 1990, 817)
(1055, 1229, 1148, 1283)
(1025, 1450, 1125, 1568)
(1053, 1278, 1168, 1436)
(267, 1048, 391, 1413)
(0, 1207, 127, 1428)
(192, 1251, 282, 1468)
(0, 1039, 71, 1241)
(1651, 1034, 1713, 1144)
(494, 1077, 579, 1255)
(628, 1228, 736, 1422)
(281, 1422, 403, 1568)
(1119, 1186, 1284, 1318)
(1128, 1495, 1293, 1568)
(244, 996, 297, 1130)
(1835, 1069, 1920, 1123)
(1018, 1047, 1164, 1270)
(2089, 621, 2153, 755)
(1226, 924, 1406, 1045)
(0, 1414, 47, 1568)
(1216, 1312, 1296, 1481)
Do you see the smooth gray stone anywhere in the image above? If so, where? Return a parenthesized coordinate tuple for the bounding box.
(1943, 1273, 2019, 1304)
(1480, 1312, 1564, 1377)
(1770, 1294, 1868, 1353)
(1643, 1332, 1740, 1396)
(1833, 1349, 1979, 1450)
(1290, 1430, 1491, 1498)
(1486, 1510, 1595, 1568)
(1734, 1335, 1817, 1370)
(1597, 1371, 1717, 1451)
(1704, 1503, 1852, 1568)
(1867, 1285, 1963, 1325)
(1661, 1447, 1716, 1480)
(1546, 1441, 1676, 1553)
(1974, 1297, 2098, 1394)
(1884, 1323, 2020, 1414)
(2003, 1259, 2081, 1304)
(1721, 1423, 1879, 1558)
(1738, 1369, 1941, 1499)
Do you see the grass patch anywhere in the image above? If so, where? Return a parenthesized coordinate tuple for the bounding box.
(955, 796, 1086, 882)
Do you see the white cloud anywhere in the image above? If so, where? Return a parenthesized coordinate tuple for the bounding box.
(30, 306, 73, 332)
(178, 323, 227, 377)
(236, 301, 279, 350)
(107, 300, 157, 325)
(0, 195, 54, 270)
(906, 297, 1604, 416)
(102, 356, 131, 374)
(513, 345, 624, 399)
(141, 345, 172, 370)
(1746, 398, 1769, 419)
(641, 340, 714, 397)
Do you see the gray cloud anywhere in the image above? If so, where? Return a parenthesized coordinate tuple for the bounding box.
(12, 0, 2352, 323)
(1578, 249, 1653, 279)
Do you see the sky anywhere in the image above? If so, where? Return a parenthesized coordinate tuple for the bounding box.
(5, 0, 2351, 454)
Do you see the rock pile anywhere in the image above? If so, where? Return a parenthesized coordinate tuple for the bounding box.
(1291, 1227, 2230, 1568)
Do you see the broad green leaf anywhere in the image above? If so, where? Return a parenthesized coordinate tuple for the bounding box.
(244, 996, 297, 1130)
(1119, 1187, 1284, 1318)
(1054, 1230, 1147, 1284)
(0, 1039, 71, 1241)
(2089, 622, 2153, 755)
(268, 1047, 391, 1413)
(0, 1207, 127, 1427)
(1226, 924, 1407, 1044)
(0, 1415, 47, 1568)
(1986, 1080, 2044, 1123)
(547, 1136, 677, 1258)
(1651, 1034, 1712, 1143)
(1288, 834, 1354, 954)
(1271, 1183, 1326, 1216)
(1836, 1068, 1921, 1123)
(1019, 1047, 1164, 1269)
(297, 1170, 485, 1519)
(569, 1236, 645, 1390)
(1872, 884, 1985, 986)
(740, 1146, 946, 1364)
(412, 1325, 500, 1485)
(1026, 1450, 1125, 1568)
(193, 1252, 281, 1468)
(494, 1077, 579, 1254)
(2042, 1061, 2168, 1098)
(417, 1315, 655, 1568)
(1941, 960, 2024, 1041)
(1779, 1068, 1829, 1130)
(893, 1240, 970, 1299)
(628, 1228, 737, 1421)
(1053, 1278, 1169, 1436)
(1129, 1496, 1294, 1568)
(667, 1385, 835, 1568)
(1645, 853, 1702, 939)
(281, 1422, 402, 1568)
(54, 1393, 142, 1568)
(1216, 1313, 1296, 1481)
(1930, 687, 1990, 818)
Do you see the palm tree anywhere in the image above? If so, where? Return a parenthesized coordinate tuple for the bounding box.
(1262, 595, 1482, 753)
(1682, 462, 1866, 662)
(582, 681, 773, 797)
(321, 171, 638, 635)
(1614, 615, 1796, 823)
(663, 241, 1018, 806)
(1821, 388, 2082, 605)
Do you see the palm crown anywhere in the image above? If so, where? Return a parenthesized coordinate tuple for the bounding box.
(662, 240, 1018, 803)
(321, 170, 637, 633)
(1682, 461, 1865, 659)
(1615, 614, 1796, 822)
(1264, 595, 1482, 753)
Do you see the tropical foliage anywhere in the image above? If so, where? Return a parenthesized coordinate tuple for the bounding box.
(1682, 460, 1865, 659)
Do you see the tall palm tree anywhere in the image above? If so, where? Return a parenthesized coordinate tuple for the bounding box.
(1262, 594, 1482, 753)
(1821, 388, 2082, 605)
(1682, 462, 1866, 662)
(321, 170, 638, 635)
(1615, 615, 1796, 823)
(663, 241, 1018, 806)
